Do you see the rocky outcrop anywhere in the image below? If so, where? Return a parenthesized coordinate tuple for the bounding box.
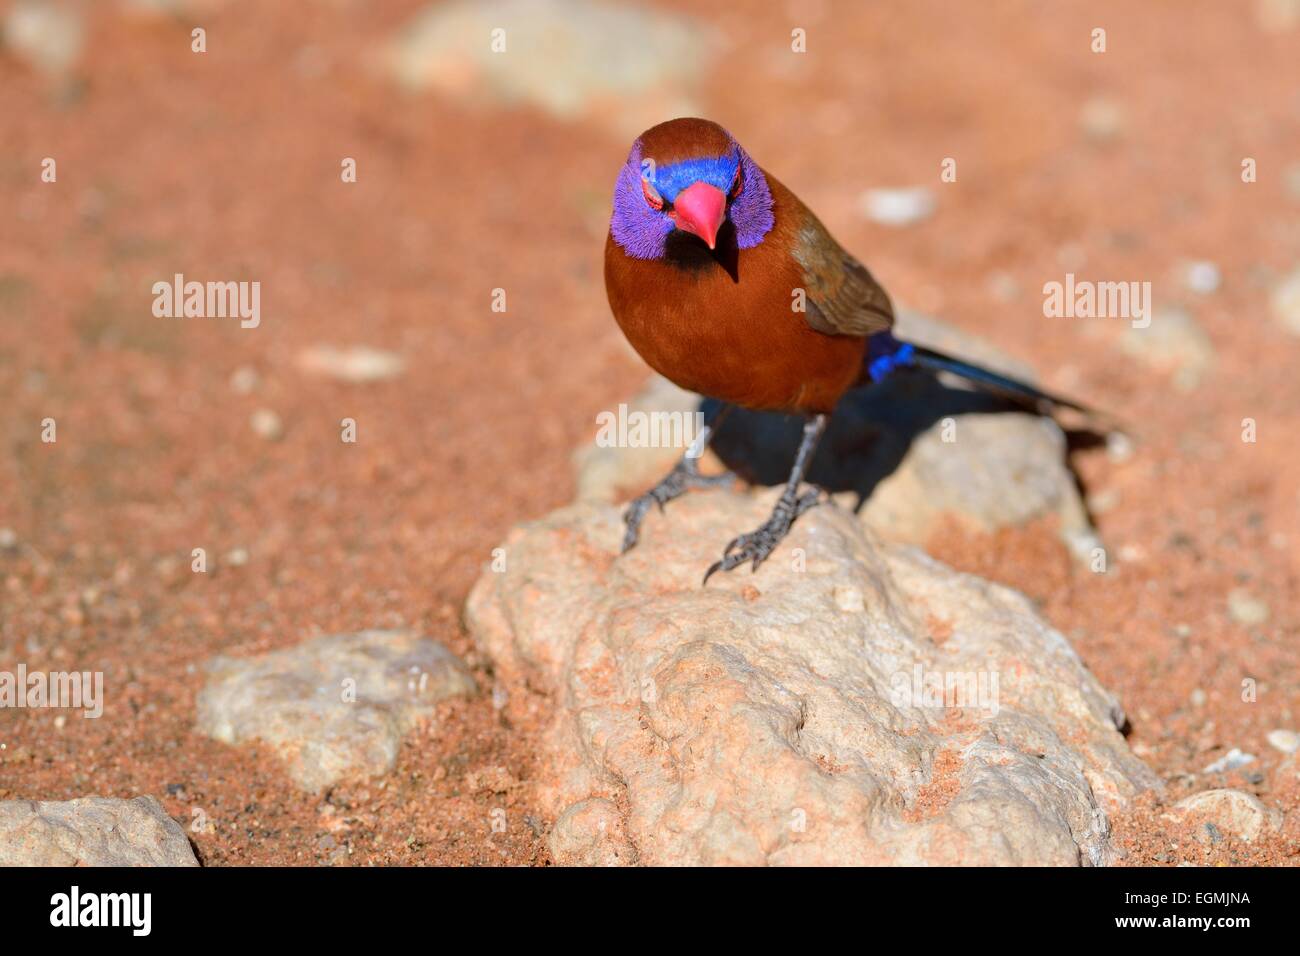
(0, 796, 198, 866)
(467, 489, 1158, 865)
(196, 630, 476, 792)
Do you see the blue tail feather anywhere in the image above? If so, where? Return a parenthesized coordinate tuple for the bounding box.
(865, 332, 1090, 415)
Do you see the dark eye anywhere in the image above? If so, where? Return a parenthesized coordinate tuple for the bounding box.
(730, 164, 744, 199)
(641, 177, 664, 210)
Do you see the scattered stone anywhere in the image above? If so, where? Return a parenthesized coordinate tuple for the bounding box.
(229, 365, 259, 394)
(223, 547, 249, 567)
(297, 345, 406, 384)
(1118, 306, 1215, 391)
(384, 0, 712, 134)
(575, 311, 1096, 559)
(0, 796, 198, 866)
(1202, 748, 1256, 774)
(1270, 265, 1300, 336)
(1266, 729, 1299, 754)
(249, 408, 284, 441)
(2, 1, 83, 78)
(1179, 260, 1221, 295)
(1171, 789, 1277, 843)
(196, 630, 477, 792)
(1079, 97, 1124, 142)
(1190, 687, 1207, 708)
(1106, 431, 1135, 464)
(1227, 588, 1269, 625)
(858, 187, 936, 227)
(467, 490, 1158, 865)
(0, 528, 17, 550)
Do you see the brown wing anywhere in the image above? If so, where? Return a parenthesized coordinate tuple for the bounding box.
(791, 216, 894, 338)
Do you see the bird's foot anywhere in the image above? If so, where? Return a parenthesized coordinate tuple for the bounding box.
(703, 487, 823, 583)
(622, 461, 735, 553)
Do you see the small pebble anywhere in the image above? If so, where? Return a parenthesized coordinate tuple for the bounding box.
(1180, 260, 1221, 295)
(1270, 266, 1300, 336)
(858, 187, 935, 227)
(1202, 748, 1256, 774)
(298, 345, 406, 384)
(1266, 729, 1300, 754)
(1079, 97, 1124, 142)
(229, 365, 259, 394)
(1105, 431, 1135, 463)
(1227, 588, 1269, 625)
(1174, 788, 1272, 843)
(250, 408, 284, 441)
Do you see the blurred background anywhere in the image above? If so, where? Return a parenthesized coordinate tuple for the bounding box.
(1, 0, 1298, 865)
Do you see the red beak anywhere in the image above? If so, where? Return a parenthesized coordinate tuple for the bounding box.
(671, 181, 726, 250)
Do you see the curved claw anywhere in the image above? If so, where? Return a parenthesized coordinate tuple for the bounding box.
(702, 560, 724, 585)
(621, 466, 738, 558)
(621, 498, 652, 553)
(700, 486, 827, 584)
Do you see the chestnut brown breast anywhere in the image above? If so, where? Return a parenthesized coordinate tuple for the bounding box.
(604, 174, 867, 415)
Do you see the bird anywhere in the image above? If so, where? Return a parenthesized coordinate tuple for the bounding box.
(604, 117, 1092, 583)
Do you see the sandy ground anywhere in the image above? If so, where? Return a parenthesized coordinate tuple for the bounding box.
(1, 0, 1297, 865)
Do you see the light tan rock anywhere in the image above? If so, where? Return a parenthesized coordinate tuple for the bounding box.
(1118, 306, 1215, 391)
(467, 490, 1157, 865)
(384, 0, 714, 135)
(196, 630, 476, 792)
(297, 345, 406, 384)
(0, 796, 198, 866)
(3, 1, 83, 78)
(1170, 789, 1279, 843)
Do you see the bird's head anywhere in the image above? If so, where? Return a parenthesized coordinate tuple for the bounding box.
(610, 118, 775, 261)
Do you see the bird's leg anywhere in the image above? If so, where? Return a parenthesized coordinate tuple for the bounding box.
(621, 404, 735, 553)
(704, 413, 828, 584)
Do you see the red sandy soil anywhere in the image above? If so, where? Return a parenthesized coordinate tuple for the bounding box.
(1, 0, 1297, 865)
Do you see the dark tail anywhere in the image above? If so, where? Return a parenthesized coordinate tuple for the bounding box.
(866, 333, 1097, 419)
(909, 345, 1090, 415)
